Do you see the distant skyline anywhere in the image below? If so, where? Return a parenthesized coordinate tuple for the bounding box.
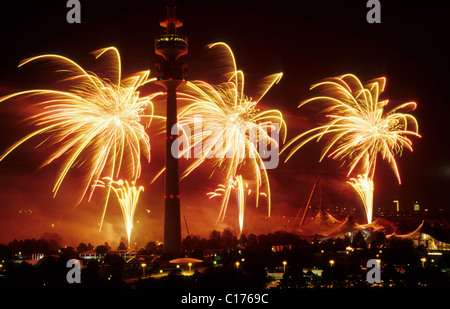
(0, 0, 448, 247)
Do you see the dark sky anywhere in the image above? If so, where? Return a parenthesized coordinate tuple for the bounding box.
(0, 0, 449, 247)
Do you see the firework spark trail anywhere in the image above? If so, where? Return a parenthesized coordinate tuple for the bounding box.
(95, 177, 144, 249)
(0, 47, 164, 229)
(347, 174, 373, 224)
(178, 42, 286, 223)
(207, 175, 252, 236)
(283, 74, 420, 223)
(234, 175, 251, 236)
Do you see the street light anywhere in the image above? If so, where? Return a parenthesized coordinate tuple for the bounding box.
(188, 262, 192, 273)
(329, 259, 335, 267)
(282, 261, 287, 273)
(235, 261, 240, 269)
(141, 263, 147, 276)
(420, 257, 426, 268)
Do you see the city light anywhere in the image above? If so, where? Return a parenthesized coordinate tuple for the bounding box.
(141, 263, 147, 276)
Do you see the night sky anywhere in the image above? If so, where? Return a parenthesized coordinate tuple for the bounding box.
(0, 0, 449, 247)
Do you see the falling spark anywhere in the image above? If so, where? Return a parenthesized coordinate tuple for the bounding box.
(283, 74, 420, 223)
(178, 42, 286, 223)
(95, 177, 144, 249)
(0, 47, 163, 228)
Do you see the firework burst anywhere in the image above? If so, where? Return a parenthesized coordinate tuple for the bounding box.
(0, 47, 163, 228)
(283, 73, 420, 223)
(177, 42, 286, 223)
(207, 175, 252, 236)
(95, 177, 144, 249)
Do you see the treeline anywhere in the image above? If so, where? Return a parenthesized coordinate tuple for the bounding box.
(182, 229, 309, 255)
(0, 233, 62, 260)
(0, 233, 123, 261)
(0, 228, 397, 261)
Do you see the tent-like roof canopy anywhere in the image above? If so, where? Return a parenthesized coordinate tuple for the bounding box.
(297, 208, 342, 236)
(295, 208, 399, 239)
(323, 216, 363, 238)
(169, 257, 203, 265)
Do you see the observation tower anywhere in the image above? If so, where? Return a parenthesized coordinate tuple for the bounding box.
(155, 0, 188, 259)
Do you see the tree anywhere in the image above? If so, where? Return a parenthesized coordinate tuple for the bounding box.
(246, 234, 258, 250)
(102, 254, 125, 281)
(384, 237, 420, 266)
(370, 231, 386, 248)
(59, 246, 78, 259)
(222, 228, 237, 249)
(94, 245, 108, 255)
(239, 234, 247, 247)
(81, 259, 102, 288)
(7, 238, 57, 256)
(0, 244, 11, 261)
(117, 242, 127, 250)
(77, 242, 89, 253)
(41, 232, 62, 251)
(352, 231, 367, 249)
(104, 242, 112, 251)
(144, 241, 158, 254)
(35, 255, 70, 288)
(280, 265, 305, 289)
(207, 230, 222, 249)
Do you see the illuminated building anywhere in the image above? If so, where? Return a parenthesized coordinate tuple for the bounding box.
(388, 221, 450, 251)
(155, 0, 188, 259)
(79, 250, 137, 262)
(393, 200, 399, 212)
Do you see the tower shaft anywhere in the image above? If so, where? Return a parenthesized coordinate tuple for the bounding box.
(163, 81, 182, 259)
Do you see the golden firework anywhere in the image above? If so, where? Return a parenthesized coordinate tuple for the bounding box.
(0, 47, 163, 228)
(347, 174, 373, 224)
(95, 177, 144, 249)
(283, 74, 420, 223)
(207, 175, 253, 236)
(178, 42, 286, 222)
